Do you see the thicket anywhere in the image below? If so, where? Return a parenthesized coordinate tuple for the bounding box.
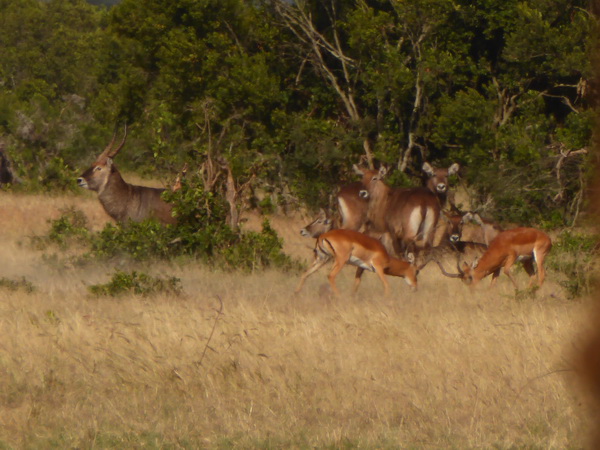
(36, 177, 299, 272)
(0, 0, 596, 227)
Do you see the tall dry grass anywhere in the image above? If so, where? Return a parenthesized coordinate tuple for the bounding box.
(0, 191, 594, 447)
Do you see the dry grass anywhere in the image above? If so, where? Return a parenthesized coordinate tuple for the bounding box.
(0, 191, 595, 448)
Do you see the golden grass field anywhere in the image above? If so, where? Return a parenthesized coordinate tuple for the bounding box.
(0, 188, 597, 448)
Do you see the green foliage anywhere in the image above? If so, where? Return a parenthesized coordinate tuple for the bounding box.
(90, 220, 173, 260)
(548, 230, 598, 298)
(220, 219, 298, 272)
(0, 0, 595, 227)
(85, 174, 297, 271)
(31, 207, 91, 250)
(88, 270, 182, 297)
(0, 277, 36, 293)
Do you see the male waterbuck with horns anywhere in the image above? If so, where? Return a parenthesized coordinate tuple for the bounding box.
(77, 126, 176, 225)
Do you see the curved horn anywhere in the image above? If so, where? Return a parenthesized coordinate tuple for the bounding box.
(107, 124, 128, 159)
(436, 260, 462, 278)
(97, 128, 119, 161)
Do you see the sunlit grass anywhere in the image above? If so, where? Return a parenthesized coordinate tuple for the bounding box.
(0, 191, 593, 448)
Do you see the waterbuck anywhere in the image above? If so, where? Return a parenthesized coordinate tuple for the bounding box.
(77, 127, 176, 225)
(356, 165, 440, 255)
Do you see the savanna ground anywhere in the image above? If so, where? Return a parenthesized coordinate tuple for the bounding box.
(0, 185, 597, 448)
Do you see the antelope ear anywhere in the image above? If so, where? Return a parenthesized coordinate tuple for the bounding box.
(106, 158, 113, 168)
(448, 163, 460, 176)
(422, 162, 435, 177)
(352, 164, 363, 176)
(462, 212, 473, 223)
(472, 257, 480, 268)
(378, 165, 388, 178)
(406, 252, 415, 265)
(472, 213, 484, 226)
(318, 208, 327, 219)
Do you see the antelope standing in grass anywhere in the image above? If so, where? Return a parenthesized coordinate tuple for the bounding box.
(437, 227, 552, 289)
(343, 163, 459, 236)
(297, 217, 418, 296)
(77, 126, 176, 225)
(354, 162, 460, 255)
(356, 165, 439, 254)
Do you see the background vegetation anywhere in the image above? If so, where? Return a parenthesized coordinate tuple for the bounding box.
(0, 0, 596, 227)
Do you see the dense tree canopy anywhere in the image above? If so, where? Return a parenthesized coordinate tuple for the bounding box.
(0, 0, 596, 226)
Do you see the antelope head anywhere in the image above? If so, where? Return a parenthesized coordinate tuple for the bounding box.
(422, 162, 459, 195)
(300, 209, 333, 238)
(77, 126, 128, 193)
(358, 165, 388, 200)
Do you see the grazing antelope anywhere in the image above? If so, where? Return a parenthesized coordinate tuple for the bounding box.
(437, 227, 552, 289)
(295, 226, 417, 296)
(77, 127, 176, 225)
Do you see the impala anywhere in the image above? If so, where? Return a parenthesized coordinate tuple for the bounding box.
(300, 209, 333, 238)
(437, 227, 552, 289)
(77, 126, 176, 225)
(295, 227, 417, 297)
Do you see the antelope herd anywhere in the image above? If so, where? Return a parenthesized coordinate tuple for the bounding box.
(74, 129, 551, 297)
(298, 162, 552, 297)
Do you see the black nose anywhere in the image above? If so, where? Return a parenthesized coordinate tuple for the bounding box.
(77, 178, 83, 183)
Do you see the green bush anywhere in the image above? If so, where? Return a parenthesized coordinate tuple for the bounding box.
(31, 207, 90, 250)
(548, 230, 598, 298)
(86, 175, 298, 271)
(88, 270, 183, 297)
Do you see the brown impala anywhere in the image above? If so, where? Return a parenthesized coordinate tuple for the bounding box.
(296, 224, 418, 296)
(438, 227, 552, 289)
(77, 126, 176, 225)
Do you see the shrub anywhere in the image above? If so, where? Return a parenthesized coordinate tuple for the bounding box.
(88, 270, 183, 297)
(31, 207, 91, 250)
(548, 230, 598, 298)
(86, 176, 298, 271)
(0, 277, 36, 293)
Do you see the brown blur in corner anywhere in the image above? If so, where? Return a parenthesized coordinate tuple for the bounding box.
(575, 0, 600, 444)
